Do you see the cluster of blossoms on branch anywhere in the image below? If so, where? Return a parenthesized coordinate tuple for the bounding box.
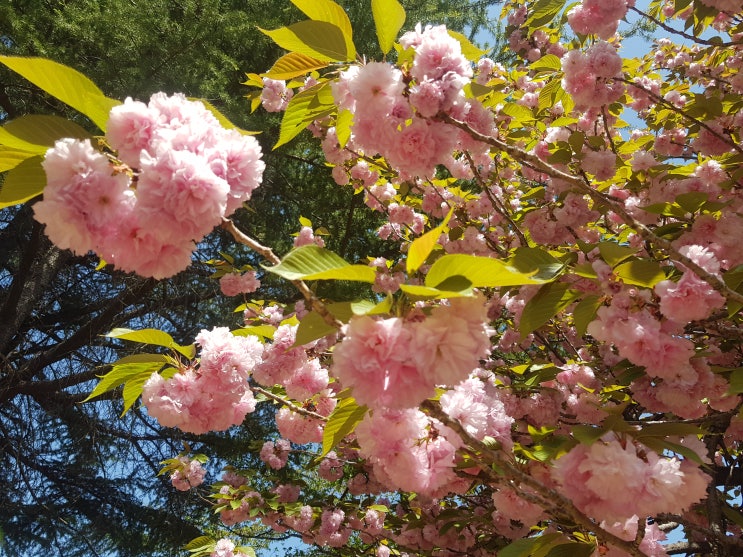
(34, 93, 265, 278)
(18, 0, 743, 555)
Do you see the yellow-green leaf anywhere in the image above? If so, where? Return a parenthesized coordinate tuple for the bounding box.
(105, 328, 195, 359)
(372, 0, 406, 55)
(447, 30, 487, 61)
(264, 245, 376, 282)
(407, 208, 453, 274)
(0, 146, 38, 173)
(4, 114, 92, 147)
(0, 55, 120, 131)
(259, 20, 351, 62)
(321, 396, 367, 458)
(275, 81, 334, 149)
(83, 354, 169, 403)
(425, 254, 556, 289)
(190, 98, 258, 135)
(291, 0, 356, 60)
(263, 52, 329, 80)
(519, 282, 580, 338)
(614, 259, 666, 288)
(0, 155, 46, 208)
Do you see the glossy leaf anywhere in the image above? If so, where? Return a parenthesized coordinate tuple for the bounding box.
(372, 0, 406, 55)
(614, 259, 666, 288)
(321, 396, 367, 458)
(572, 294, 602, 337)
(4, 114, 92, 147)
(425, 254, 555, 289)
(291, 0, 356, 60)
(508, 247, 568, 282)
(520, 282, 580, 338)
(263, 52, 328, 80)
(259, 20, 351, 62)
(106, 328, 196, 359)
(275, 81, 334, 148)
(0, 55, 120, 131)
(447, 30, 487, 61)
(498, 533, 565, 557)
(84, 354, 169, 402)
(0, 155, 46, 208)
(264, 245, 376, 282)
(524, 0, 567, 29)
(0, 146, 37, 173)
(406, 209, 453, 274)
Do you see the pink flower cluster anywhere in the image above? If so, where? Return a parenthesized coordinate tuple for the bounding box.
(332, 295, 492, 410)
(210, 538, 251, 557)
(329, 25, 492, 180)
(355, 408, 465, 498)
(567, 0, 630, 39)
(34, 93, 264, 278)
(142, 327, 263, 433)
(561, 42, 625, 108)
(170, 456, 207, 491)
(219, 270, 261, 296)
(553, 435, 709, 523)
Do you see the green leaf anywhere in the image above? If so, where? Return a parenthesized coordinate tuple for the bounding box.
(0, 147, 38, 173)
(524, 0, 567, 29)
(530, 54, 561, 74)
(232, 325, 276, 340)
(508, 247, 568, 282)
(425, 254, 556, 290)
(259, 20, 352, 62)
(614, 259, 666, 288)
(291, 0, 356, 60)
(520, 282, 580, 338)
(447, 30, 487, 61)
(727, 368, 743, 394)
(4, 114, 92, 147)
(275, 81, 334, 149)
(294, 310, 337, 347)
(83, 355, 169, 402)
(571, 425, 606, 445)
(498, 533, 565, 557)
(321, 396, 367, 458)
(184, 536, 215, 552)
(335, 109, 353, 148)
(399, 283, 473, 300)
(0, 155, 46, 208)
(573, 294, 602, 337)
(371, 0, 406, 55)
(545, 542, 595, 557)
(263, 52, 328, 80)
(121, 370, 157, 415)
(0, 55, 120, 131)
(105, 328, 195, 359)
(598, 241, 636, 267)
(264, 245, 376, 282)
(407, 209, 453, 274)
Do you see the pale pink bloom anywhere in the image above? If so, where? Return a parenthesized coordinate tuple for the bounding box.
(275, 406, 325, 444)
(655, 272, 725, 323)
(409, 24, 472, 82)
(284, 505, 315, 533)
(209, 130, 265, 215)
(567, 0, 628, 39)
(318, 451, 344, 481)
(355, 408, 462, 497)
(220, 271, 261, 296)
(260, 439, 291, 470)
(261, 78, 293, 112)
(284, 358, 329, 401)
(332, 316, 432, 409)
(582, 149, 617, 181)
(294, 226, 325, 248)
(106, 97, 158, 167)
(170, 456, 207, 491)
(349, 62, 405, 119)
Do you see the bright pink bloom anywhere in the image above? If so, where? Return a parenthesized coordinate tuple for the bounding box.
(220, 271, 261, 296)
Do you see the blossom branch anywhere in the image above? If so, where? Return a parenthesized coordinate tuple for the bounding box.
(420, 399, 648, 557)
(221, 218, 344, 330)
(437, 114, 743, 308)
(251, 385, 327, 421)
(630, 6, 742, 48)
